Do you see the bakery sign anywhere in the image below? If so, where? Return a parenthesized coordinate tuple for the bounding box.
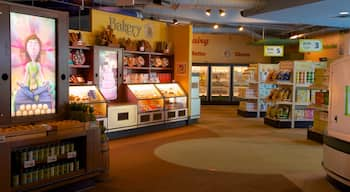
(109, 16, 142, 37)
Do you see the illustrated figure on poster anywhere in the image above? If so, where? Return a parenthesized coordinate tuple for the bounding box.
(14, 34, 53, 113)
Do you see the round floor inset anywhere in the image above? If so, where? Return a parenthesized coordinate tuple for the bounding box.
(154, 137, 323, 174)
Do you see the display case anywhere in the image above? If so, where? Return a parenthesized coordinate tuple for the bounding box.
(211, 66, 231, 101)
(155, 83, 188, 121)
(69, 46, 92, 85)
(126, 84, 164, 126)
(68, 85, 107, 119)
(233, 65, 249, 98)
(192, 66, 209, 101)
(93, 46, 123, 101)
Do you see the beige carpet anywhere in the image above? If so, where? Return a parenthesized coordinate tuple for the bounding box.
(89, 105, 338, 192)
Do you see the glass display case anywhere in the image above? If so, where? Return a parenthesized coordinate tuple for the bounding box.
(192, 66, 208, 101)
(155, 83, 188, 121)
(211, 66, 231, 101)
(127, 84, 164, 125)
(68, 85, 107, 118)
(93, 46, 123, 101)
(233, 66, 249, 97)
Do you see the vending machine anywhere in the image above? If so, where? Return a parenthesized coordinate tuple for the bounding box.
(323, 55, 350, 187)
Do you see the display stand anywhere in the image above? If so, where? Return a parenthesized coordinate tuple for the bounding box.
(264, 61, 317, 128)
(237, 63, 278, 118)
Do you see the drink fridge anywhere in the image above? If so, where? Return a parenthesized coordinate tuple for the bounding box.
(192, 64, 249, 104)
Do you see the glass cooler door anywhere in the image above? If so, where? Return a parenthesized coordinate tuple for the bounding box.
(192, 66, 209, 101)
(210, 66, 231, 102)
(233, 65, 249, 102)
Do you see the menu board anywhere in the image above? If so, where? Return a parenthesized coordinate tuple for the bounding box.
(10, 12, 56, 117)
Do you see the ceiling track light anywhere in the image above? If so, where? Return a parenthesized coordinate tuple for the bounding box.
(238, 26, 244, 31)
(219, 9, 226, 17)
(205, 9, 211, 16)
(213, 24, 219, 29)
(172, 19, 179, 25)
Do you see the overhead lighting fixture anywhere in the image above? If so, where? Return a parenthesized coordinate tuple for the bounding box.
(219, 9, 226, 17)
(173, 19, 179, 25)
(339, 11, 349, 15)
(238, 26, 244, 31)
(289, 34, 304, 39)
(213, 24, 219, 29)
(205, 9, 211, 16)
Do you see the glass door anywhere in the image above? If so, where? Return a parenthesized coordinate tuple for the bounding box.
(192, 66, 209, 101)
(232, 65, 249, 102)
(210, 66, 231, 102)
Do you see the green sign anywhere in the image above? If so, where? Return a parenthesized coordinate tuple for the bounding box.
(264, 45, 284, 57)
(299, 39, 323, 52)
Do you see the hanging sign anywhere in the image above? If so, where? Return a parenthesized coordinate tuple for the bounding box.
(264, 45, 284, 57)
(299, 39, 323, 52)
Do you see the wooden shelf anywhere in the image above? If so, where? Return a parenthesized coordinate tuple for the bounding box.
(151, 67, 173, 71)
(308, 104, 328, 111)
(69, 46, 90, 50)
(124, 66, 150, 70)
(69, 65, 90, 69)
(124, 50, 172, 56)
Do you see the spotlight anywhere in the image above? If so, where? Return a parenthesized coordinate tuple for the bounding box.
(173, 19, 179, 25)
(238, 26, 244, 31)
(205, 9, 211, 16)
(213, 24, 219, 29)
(219, 9, 226, 16)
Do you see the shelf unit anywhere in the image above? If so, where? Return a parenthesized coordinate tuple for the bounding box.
(69, 46, 93, 85)
(264, 61, 318, 128)
(306, 62, 329, 143)
(123, 50, 173, 84)
(237, 63, 279, 118)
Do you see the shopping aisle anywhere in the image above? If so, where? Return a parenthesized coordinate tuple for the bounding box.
(91, 105, 338, 192)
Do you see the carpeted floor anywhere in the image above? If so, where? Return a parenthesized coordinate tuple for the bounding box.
(89, 105, 338, 192)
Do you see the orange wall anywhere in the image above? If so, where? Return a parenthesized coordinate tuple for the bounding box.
(192, 33, 271, 64)
(304, 32, 342, 62)
(168, 25, 192, 96)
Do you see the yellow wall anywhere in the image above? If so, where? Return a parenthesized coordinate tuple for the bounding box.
(168, 24, 192, 97)
(192, 33, 271, 64)
(91, 9, 168, 50)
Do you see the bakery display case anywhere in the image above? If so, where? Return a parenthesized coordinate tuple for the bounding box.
(126, 84, 164, 126)
(155, 83, 188, 121)
(69, 85, 107, 119)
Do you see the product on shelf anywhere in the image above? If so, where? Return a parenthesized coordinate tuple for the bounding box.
(296, 89, 310, 104)
(266, 105, 290, 120)
(239, 101, 257, 111)
(266, 88, 292, 102)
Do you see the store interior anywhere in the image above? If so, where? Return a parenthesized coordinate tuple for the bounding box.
(1, 0, 350, 191)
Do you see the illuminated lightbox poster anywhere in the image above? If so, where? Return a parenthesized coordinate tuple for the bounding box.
(98, 50, 118, 100)
(10, 12, 56, 117)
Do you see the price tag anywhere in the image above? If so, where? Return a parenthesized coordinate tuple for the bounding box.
(67, 151, 77, 159)
(0, 135, 6, 143)
(24, 160, 35, 168)
(47, 155, 57, 163)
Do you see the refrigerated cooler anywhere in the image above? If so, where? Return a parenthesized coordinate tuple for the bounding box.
(155, 83, 188, 122)
(192, 64, 249, 104)
(192, 66, 209, 102)
(190, 73, 201, 122)
(211, 66, 231, 102)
